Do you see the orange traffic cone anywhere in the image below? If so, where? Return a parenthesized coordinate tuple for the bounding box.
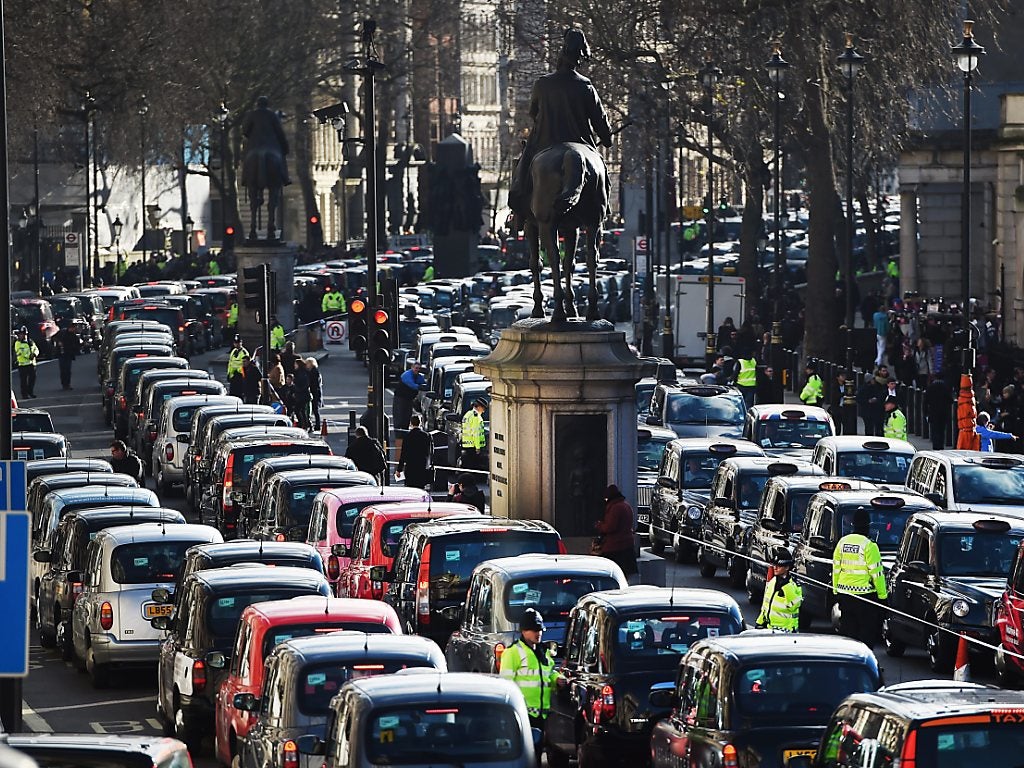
(321, 419, 328, 438)
(953, 633, 970, 682)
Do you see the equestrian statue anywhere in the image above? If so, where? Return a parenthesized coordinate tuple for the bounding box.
(508, 28, 613, 322)
(240, 96, 291, 242)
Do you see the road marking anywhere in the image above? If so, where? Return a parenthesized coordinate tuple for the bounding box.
(90, 718, 163, 734)
(21, 702, 53, 733)
(32, 694, 155, 714)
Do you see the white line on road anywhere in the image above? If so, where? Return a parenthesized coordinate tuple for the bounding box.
(21, 702, 53, 733)
(30, 694, 155, 714)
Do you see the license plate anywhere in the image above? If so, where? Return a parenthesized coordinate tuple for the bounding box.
(783, 748, 816, 763)
(637, 513, 650, 524)
(143, 603, 173, 619)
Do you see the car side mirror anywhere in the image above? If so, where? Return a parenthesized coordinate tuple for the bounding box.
(206, 651, 228, 669)
(649, 682, 676, 709)
(33, 550, 51, 563)
(331, 543, 348, 558)
(760, 519, 780, 532)
(809, 535, 829, 550)
(176, 434, 190, 443)
(923, 492, 943, 506)
(645, 415, 663, 426)
(151, 587, 172, 604)
(656, 476, 677, 490)
(906, 560, 934, 576)
(150, 615, 171, 631)
(295, 735, 325, 756)
(65, 570, 83, 583)
(439, 605, 461, 622)
(233, 693, 259, 712)
(369, 565, 393, 583)
(714, 497, 735, 509)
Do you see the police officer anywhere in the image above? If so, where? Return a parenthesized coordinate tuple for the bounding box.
(736, 352, 757, 408)
(227, 300, 239, 332)
(883, 396, 908, 441)
(14, 327, 39, 398)
(207, 256, 221, 276)
(756, 547, 802, 632)
(321, 285, 346, 318)
(461, 399, 487, 471)
(270, 315, 286, 350)
(227, 335, 250, 398)
(499, 608, 557, 731)
(800, 362, 824, 407)
(832, 508, 887, 647)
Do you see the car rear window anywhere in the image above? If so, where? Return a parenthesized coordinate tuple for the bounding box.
(336, 502, 374, 539)
(12, 413, 54, 432)
(261, 621, 391, 660)
(733, 662, 877, 726)
(120, 307, 181, 330)
(836, 451, 911, 485)
(429, 532, 560, 584)
(364, 703, 522, 764)
(206, 589, 319, 650)
(615, 612, 741, 671)
(667, 391, 745, 426)
(504, 575, 621, 624)
(953, 464, 1024, 505)
(236, 444, 331, 484)
(298, 657, 434, 715)
(110, 541, 195, 584)
(913, 720, 1024, 765)
(13, 443, 61, 461)
(380, 519, 430, 558)
(755, 419, 832, 449)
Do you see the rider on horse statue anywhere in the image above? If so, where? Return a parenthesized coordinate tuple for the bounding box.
(241, 96, 291, 241)
(508, 28, 613, 225)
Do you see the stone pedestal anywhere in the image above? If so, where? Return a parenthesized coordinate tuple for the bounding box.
(235, 242, 296, 354)
(475, 319, 644, 546)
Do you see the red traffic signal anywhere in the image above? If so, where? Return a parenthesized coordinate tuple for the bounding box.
(373, 309, 389, 325)
(225, 225, 235, 236)
(309, 215, 320, 225)
(350, 298, 366, 315)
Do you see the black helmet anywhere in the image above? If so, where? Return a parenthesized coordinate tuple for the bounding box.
(520, 608, 545, 632)
(772, 546, 794, 567)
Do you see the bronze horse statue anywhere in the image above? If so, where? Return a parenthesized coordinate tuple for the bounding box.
(523, 141, 609, 322)
(240, 97, 290, 241)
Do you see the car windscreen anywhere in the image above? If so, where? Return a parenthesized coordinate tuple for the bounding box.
(110, 540, 195, 584)
(953, 464, 1024, 505)
(667, 392, 745, 426)
(399, 321, 421, 346)
(236, 444, 330, 485)
(614, 611, 742, 672)
(490, 306, 520, 329)
(836, 451, 912, 484)
(837, 506, 914, 550)
(755, 419, 832, 449)
(733, 661, 877, 726)
(298, 658, 434, 716)
(50, 297, 80, 316)
(938, 531, 1024, 577)
(380, 518, 426, 558)
(287, 484, 352, 528)
(504, 575, 621, 625)
(261, 621, 390, 661)
(638, 436, 671, 472)
(13, 442, 62, 461)
(680, 454, 723, 489)
(912, 720, 1024, 765)
(120, 307, 180, 330)
(13, 304, 45, 323)
(335, 501, 376, 539)
(12, 413, 54, 432)
(364, 703, 522, 765)
(206, 589, 318, 650)
(636, 385, 655, 416)
(736, 473, 771, 510)
(429, 533, 560, 587)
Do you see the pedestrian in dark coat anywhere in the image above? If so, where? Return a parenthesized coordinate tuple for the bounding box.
(396, 414, 432, 489)
(857, 369, 888, 437)
(304, 357, 323, 431)
(345, 426, 387, 480)
(280, 341, 298, 377)
(109, 440, 144, 483)
(53, 322, 80, 390)
(454, 473, 486, 513)
(755, 365, 784, 405)
(241, 359, 262, 405)
(595, 484, 637, 576)
(291, 362, 312, 429)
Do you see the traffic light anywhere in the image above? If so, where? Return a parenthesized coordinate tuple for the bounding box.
(702, 195, 712, 216)
(369, 305, 392, 366)
(223, 225, 236, 252)
(242, 265, 266, 311)
(308, 213, 323, 249)
(349, 298, 368, 353)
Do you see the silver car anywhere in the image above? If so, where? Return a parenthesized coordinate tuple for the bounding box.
(71, 522, 223, 688)
(151, 393, 239, 492)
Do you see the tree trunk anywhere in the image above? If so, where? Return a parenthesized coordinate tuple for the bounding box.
(857, 189, 877, 272)
(738, 158, 766, 316)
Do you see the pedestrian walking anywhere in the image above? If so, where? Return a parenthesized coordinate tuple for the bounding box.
(924, 374, 952, 450)
(393, 362, 426, 432)
(345, 426, 387, 481)
(280, 341, 298, 377)
(460, 399, 488, 471)
(756, 546, 802, 632)
(736, 352, 757, 408)
(882, 397, 908, 441)
(857, 368, 888, 437)
(832, 508, 887, 648)
(498, 608, 557, 732)
(974, 411, 1017, 452)
(755, 365, 783, 405)
(227, 335, 250, 398)
(594, 484, 638, 577)
(799, 363, 824, 407)
(109, 440, 144, 484)
(14, 327, 39, 399)
(292, 360, 312, 429)
(872, 304, 889, 367)
(305, 357, 323, 431)
(829, 369, 852, 435)
(396, 414, 432, 489)
(241, 358, 262, 405)
(53, 321, 80, 391)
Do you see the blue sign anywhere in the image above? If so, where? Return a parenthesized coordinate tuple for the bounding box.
(0, 461, 30, 678)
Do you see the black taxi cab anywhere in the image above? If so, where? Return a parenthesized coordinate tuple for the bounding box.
(882, 512, 1024, 672)
(697, 457, 824, 588)
(650, 633, 880, 768)
(793, 491, 939, 631)
(803, 680, 1024, 767)
(636, 424, 680, 537)
(649, 438, 765, 563)
(746, 478, 877, 605)
(545, 586, 743, 768)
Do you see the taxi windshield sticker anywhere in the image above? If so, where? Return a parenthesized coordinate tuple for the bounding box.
(525, 589, 542, 604)
(378, 716, 400, 729)
(626, 620, 646, 632)
(273, 634, 294, 645)
(217, 597, 236, 608)
(512, 583, 529, 594)
(445, 550, 460, 561)
(306, 672, 327, 686)
(134, 557, 149, 566)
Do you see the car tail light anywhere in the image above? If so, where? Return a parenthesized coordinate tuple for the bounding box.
(192, 659, 207, 693)
(105, 384, 115, 397)
(99, 601, 113, 630)
(222, 454, 235, 514)
(275, 533, 286, 542)
(282, 739, 299, 768)
(327, 555, 340, 581)
(71, 581, 84, 599)
(557, 539, 567, 555)
(416, 544, 432, 626)
(118, 396, 127, 411)
(494, 642, 505, 667)
(723, 744, 738, 768)
(899, 729, 917, 768)
(148, 429, 157, 442)
(165, 443, 174, 462)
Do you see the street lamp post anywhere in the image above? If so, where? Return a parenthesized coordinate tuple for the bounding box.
(112, 215, 123, 280)
(33, 127, 42, 294)
(952, 20, 985, 373)
(699, 59, 722, 372)
(184, 215, 194, 261)
(837, 34, 865, 338)
(139, 95, 148, 266)
(82, 92, 95, 286)
(217, 102, 229, 245)
(765, 43, 791, 381)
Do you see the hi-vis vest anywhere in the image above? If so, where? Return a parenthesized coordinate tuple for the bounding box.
(757, 576, 802, 632)
(832, 533, 887, 599)
(14, 340, 38, 366)
(737, 358, 757, 388)
(227, 346, 250, 377)
(462, 409, 485, 449)
(498, 639, 556, 718)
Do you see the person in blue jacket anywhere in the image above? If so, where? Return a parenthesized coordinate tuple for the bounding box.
(974, 411, 1017, 452)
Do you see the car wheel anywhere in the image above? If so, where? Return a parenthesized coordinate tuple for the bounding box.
(545, 742, 570, 768)
(927, 628, 955, 673)
(882, 618, 906, 658)
(745, 571, 762, 606)
(86, 637, 109, 689)
(37, 612, 57, 649)
(697, 546, 717, 578)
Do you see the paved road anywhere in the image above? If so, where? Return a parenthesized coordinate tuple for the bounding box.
(20, 337, 987, 762)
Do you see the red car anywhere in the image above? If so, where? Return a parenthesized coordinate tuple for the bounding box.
(339, 501, 480, 600)
(996, 538, 1024, 686)
(214, 595, 401, 767)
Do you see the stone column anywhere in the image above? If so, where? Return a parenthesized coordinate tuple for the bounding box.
(475, 319, 644, 551)
(899, 188, 918, 295)
(234, 243, 296, 354)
